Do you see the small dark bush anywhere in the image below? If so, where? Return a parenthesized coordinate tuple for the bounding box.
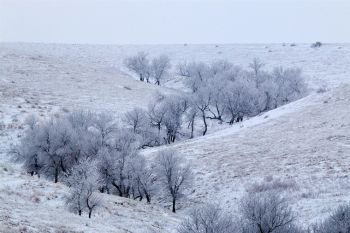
(311, 42, 322, 48)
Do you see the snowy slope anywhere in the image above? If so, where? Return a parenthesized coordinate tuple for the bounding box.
(0, 44, 180, 233)
(143, 84, 350, 225)
(2, 42, 349, 90)
(0, 43, 350, 231)
(0, 168, 180, 233)
(0, 43, 176, 116)
(0, 108, 180, 233)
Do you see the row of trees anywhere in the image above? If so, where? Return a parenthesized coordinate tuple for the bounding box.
(177, 58, 307, 119)
(122, 58, 307, 143)
(13, 112, 193, 218)
(178, 191, 350, 233)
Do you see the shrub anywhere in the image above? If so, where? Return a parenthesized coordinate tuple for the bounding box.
(240, 191, 300, 233)
(311, 42, 322, 48)
(312, 204, 350, 233)
(178, 204, 236, 233)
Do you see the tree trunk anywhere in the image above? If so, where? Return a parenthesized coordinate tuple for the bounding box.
(112, 181, 123, 197)
(172, 197, 176, 213)
(190, 120, 194, 139)
(202, 113, 207, 136)
(88, 209, 92, 218)
(229, 114, 235, 125)
(215, 104, 222, 123)
(54, 168, 58, 183)
(145, 193, 151, 203)
(78, 210, 82, 216)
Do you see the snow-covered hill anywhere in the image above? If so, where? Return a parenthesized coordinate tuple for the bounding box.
(143, 84, 350, 225)
(0, 43, 349, 232)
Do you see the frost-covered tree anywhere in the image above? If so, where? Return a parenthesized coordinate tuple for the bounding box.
(131, 156, 156, 203)
(256, 73, 278, 111)
(35, 118, 77, 183)
(249, 58, 265, 78)
(124, 52, 150, 82)
(12, 115, 42, 177)
(96, 135, 155, 200)
(67, 111, 101, 158)
(91, 113, 117, 147)
(147, 93, 192, 142)
(271, 67, 307, 107)
(14, 111, 119, 184)
(223, 78, 259, 124)
(13, 113, 97, 182)
(135, 125, 161, 149)
(162, 96, 186, 143)
(67, 110, 94, 131)
(193, 86, 211, 135)
(123, 107, 149, 133)
(156, 149, 193, 213)
(176, 61, 192, 77)
(222, 65, 244, 82)
(207, 78, 228, 122)
(123, 107, 161, 148)
(184, 102, 198, 139)
(148, 96, 167, 133)
(178, 204, 236, 233)
(151, 54, 171, 85)
(96, 147, 115, 194)
(240, 191, 297, 233)
(108, 132, 140, 197)
(209, 59, 233, 76)
(65, 158, 101, 218)
(177, 61, 211, 92)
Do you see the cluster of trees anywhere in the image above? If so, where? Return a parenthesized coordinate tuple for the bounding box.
(177, 58, 307, 122)
(123, 57, 307, 142)
(124, 52, 171, 85)
(13, 112, 193, 218)
(178, 191, 350, 233)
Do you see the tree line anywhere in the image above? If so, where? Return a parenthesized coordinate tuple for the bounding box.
(124, 54, 307, 141)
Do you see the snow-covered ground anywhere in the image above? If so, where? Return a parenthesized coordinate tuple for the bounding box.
(0, 43, 349, 232)
(144, 84, 350, 226)
(2, 42, 349, 90)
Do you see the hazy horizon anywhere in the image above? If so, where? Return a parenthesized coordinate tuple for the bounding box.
(1, 0, 349, 44)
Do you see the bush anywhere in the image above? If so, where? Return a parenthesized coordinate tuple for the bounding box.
(178, 204, 236, 233)
(240, 191, 300, 233)
(312, 204, 350, 233)
(311, 42, 322, 48)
